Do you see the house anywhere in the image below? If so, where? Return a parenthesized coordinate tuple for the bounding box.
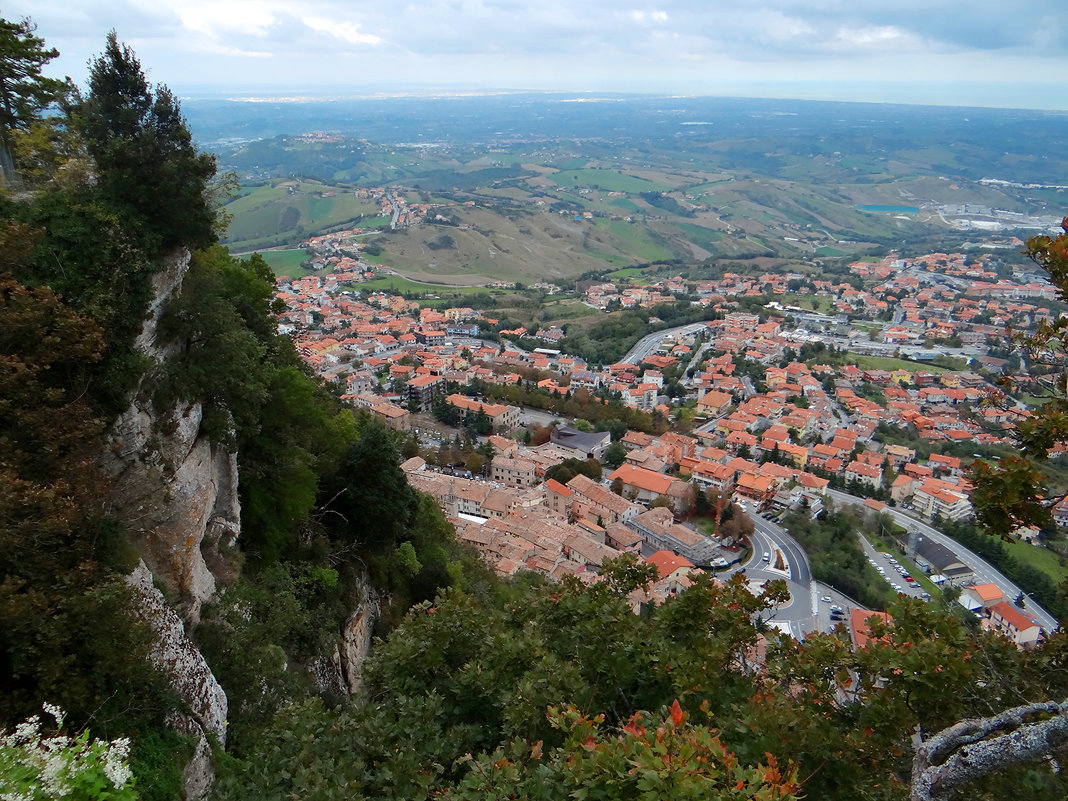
(697, 389, 733, 417)
(446, 394, 520, 432)
(369, 401, 411, 430)
(405, 373, 444, 411)
(566, 474, 641, 524)
(849, 609, 894, 650)
(959, 583, 1005, 612)
(988, 601, 1043, 648)
(645, 550, 696, 582)
(912, 480, 973, 522)
(491, 456, 537, 487)
(608, 464, 693, 515)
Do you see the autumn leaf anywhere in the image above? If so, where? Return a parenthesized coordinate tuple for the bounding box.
(670, 699, 684, 727)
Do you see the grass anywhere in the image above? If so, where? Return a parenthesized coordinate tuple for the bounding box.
(1003, 538, 1068, 585)
(670, 221, 724, 251)
(253, 248, 310, 276)
(353, 274, 511, 299)
(548, 168, 672, 194)
(222, 180, 381, 250)
(591, 219, 678, 263)
(815, 246, 847, 257)
(847, 355, 950, 374)
(605, 267, 653, 280)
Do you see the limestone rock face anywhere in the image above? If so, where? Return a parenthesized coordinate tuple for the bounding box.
(126, 562, 227, 800)
(340, 576, 381, 695)
(101, 249, 240, 622)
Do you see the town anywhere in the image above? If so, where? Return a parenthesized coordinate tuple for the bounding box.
(271, 219, 1066, 648)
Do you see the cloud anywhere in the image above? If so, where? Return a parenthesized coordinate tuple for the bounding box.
(5, 0, 1067, 106)
(301, 16, 381, 46)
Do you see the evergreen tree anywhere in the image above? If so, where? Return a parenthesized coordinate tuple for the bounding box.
(67, 32, 217, 254)
(0, 17, 64, 180)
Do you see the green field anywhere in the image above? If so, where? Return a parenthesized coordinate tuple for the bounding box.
(816, 246, 847, 257)
(254, 249, 310, 275)
(590, 219, 677, 263)
(548, 169, 672, 194)
(353, 275, 510, 300)
(1004, 539, 1068, 585)
(671, 221, 724, 251)
(222, 180, 381, 250)
(605, 267, 652, 280)
(845, 355, 949, 374)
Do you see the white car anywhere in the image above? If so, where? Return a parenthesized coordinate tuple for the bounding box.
(821, 596, 832, 603)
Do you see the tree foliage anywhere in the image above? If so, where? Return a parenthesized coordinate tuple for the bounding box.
(971, 219, 1068, 537)
(67, 31, 217, 254)
(0, 17, 64, 176)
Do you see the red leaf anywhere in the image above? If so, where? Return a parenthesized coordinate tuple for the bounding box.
(670, 699, 684, 727)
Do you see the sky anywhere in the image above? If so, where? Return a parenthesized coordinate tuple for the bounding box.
(13, 0, 1068, 110)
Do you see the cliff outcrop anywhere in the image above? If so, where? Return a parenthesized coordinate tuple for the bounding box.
(101, 250, 240, 623)
(126, 562, 227, 800)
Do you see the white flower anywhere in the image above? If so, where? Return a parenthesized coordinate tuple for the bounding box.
(42, 703, 65, 728)
(12, 716, 40, 745)
(104, 738, 133, 788)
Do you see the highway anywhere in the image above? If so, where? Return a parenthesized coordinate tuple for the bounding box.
(826, 488, 1059, 632)
(619, 322, 709, 366)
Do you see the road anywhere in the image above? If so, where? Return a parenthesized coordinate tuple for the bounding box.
(826, 488, 1059, 632)
(721, 513, 817, 640)
(619, 322, 709, 366)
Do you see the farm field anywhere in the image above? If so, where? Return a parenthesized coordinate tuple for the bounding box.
(252, 248, 310, 276)
(221, 179, 382, 252)
(547, 169, 673, 194)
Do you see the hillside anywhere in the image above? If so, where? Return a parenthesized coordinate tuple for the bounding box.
(213, 102, 1064, 285)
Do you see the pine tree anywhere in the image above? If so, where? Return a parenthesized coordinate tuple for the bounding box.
(67, 31, 217, 254)
(0, 17, 64, 180)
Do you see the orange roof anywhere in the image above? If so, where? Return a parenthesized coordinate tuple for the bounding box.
(645, 550, 695, 579)
(546, 479, 573, 497)
(608, 464, 674, 495)
(968, 583, 1003, 602)
(850, 609, 893, 649)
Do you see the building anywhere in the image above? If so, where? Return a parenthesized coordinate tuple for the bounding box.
(608, 464, 693, 515)
(406, 373, 444, 411)
(550, 426, 611, 461)
(910, 534, 973, 584)
(491, 456, 536, 487)
(912, 480, 973, 522)
(446, 393, 520, 432)
(566, 474, 641, 525)
(988, 601, 1043, 649)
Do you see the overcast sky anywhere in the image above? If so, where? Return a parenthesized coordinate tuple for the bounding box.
(14, 0, 1068, 109)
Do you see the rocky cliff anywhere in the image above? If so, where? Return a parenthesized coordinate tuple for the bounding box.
(126, 562, 227, 801)
(101, 250, 240, 623)
(101, 250, 238, 798)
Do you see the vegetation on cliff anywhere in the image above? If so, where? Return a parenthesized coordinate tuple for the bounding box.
(0, 22, 482, 799)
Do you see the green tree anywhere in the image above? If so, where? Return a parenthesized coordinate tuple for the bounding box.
(0, 17, 64, 179)
(331, 421, 417, 549)
(67, 32, 217, 254)
(970, 219, 1068, 538)
(603, 440, 627, 468)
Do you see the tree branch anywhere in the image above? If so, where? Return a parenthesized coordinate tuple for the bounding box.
(911, 699, 1068, 801)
